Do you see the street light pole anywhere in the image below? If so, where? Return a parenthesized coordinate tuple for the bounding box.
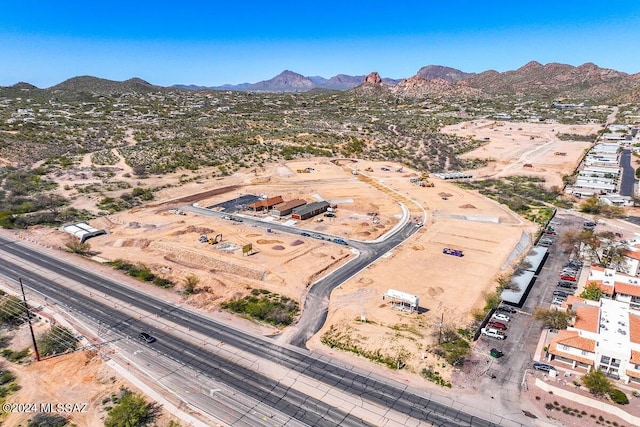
(19, 278, 40, 361)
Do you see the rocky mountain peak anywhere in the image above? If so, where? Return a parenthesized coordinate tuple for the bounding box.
(364, 72, 382, 85)
(415, 65, 472, 82)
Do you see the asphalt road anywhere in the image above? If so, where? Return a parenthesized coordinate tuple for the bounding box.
(184, 204, 419, 348)
(619, 149, 636, 197)
(0, 236, 505, 426)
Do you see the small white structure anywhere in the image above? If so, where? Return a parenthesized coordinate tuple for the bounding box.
(61, 222, 107, 243)
(382, 289, 419, 313)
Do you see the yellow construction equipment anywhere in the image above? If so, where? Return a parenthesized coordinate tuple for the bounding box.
(365, 167, 374, 172)
(208, 234, 222, 245)
(296, 169, 310, 173)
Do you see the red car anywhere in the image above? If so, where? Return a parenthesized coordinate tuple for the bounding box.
(560, 274, 577, 282)
(487, 321, 507, 330)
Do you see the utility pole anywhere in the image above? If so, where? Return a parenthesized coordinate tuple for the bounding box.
(438, 313, 444, 344)
(19, 278, 40, 361)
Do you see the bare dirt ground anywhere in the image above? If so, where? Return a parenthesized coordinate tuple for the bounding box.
(1, 344, 181, 427)
(441, 120, 601, 188)
(7, 120, 599, 424)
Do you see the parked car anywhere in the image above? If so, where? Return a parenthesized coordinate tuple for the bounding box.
(442, 248, 464, 257)
(490, 348, 504, 358)
(553, 290, 572, 297)
(333, 238, 348, 246)
(481, 328, 506, 340)
(533, 362, 556, 372)
(324, 213, 336, 217)
(539, 238, 554, 246)
(557, 281, 578, 289)
(487, 321, 507, 330)
(562, 269, 578, 276)
(496, 305, 517, 314)
(543, 230, 558, 235)
(300, 232, 311, 237)
(139, 332, 156, 343)
(551, 297, 566, 305)
(492, 313, 510, 322)
(560, 274, 577, 282)
(584, 221, 597, 228)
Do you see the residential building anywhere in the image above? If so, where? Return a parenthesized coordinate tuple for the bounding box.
(547, 298, 640, 384)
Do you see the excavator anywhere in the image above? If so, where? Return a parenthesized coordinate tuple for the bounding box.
(418, 171, 434, 187)
(209, 234, 223, 245)
(200, 234, 222, 244)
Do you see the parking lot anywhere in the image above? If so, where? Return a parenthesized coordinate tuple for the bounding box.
(472, 213, 593, 388)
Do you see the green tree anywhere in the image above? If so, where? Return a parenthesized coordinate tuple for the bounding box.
(582, 369, 612, 397)
(533, 307, 574, 330)
(104, 390, 151, 427)
(559, 230, 581, 254)
(37, 326, 78, 357)
(579, 196, 602, 214)
(0, 295, 26, 326)
(580, 282, 603, 301)
(183, 275, 199, 295)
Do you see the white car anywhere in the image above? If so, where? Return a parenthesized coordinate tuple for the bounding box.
(552, 297, 566, 306)
(481, 328, 506, 340)
(492, 313, 510, 322)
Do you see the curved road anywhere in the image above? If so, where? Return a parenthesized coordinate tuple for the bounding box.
(0, 235, 507, 426)
(184, 205, 419, 348)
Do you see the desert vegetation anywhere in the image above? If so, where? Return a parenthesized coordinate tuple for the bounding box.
(0, 82, 616, 227)
(221, 289, 299, 326)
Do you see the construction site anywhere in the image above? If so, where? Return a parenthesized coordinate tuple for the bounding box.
(18, 117, 599, 388)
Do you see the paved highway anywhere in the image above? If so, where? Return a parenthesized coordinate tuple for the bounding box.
(0, 236, 506, 426)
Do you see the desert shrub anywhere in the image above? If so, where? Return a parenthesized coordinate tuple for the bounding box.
(27, 414, 68, 427)
(420, 367, 452, 388)
(608, 389, 629, 405)
(1, 348, 30, 362)
(107, 259, 174, 288)
(37, 326, 78, 357)
(104, 389, 152, 427)
(221, 289, 299, 326)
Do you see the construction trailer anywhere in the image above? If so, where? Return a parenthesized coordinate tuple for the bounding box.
(271, 199, 307, 217)
(382, 289, 419, 313)
(291, 201, 330, 220)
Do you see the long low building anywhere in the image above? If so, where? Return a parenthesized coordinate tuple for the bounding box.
(271, 199, 307, 216)
(62, 222, 107, 243)
(291, 201, 330, 220)
(247, 196, 283, 211)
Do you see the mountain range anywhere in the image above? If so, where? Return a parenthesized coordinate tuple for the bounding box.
(8, 61, 640, 101)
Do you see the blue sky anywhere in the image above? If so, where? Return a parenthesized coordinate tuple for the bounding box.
(2, 1, 639, 88)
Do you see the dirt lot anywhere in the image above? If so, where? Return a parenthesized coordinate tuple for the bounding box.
(7, 121, 590, 420)
(0, 329, 181, 427)
(441, 119, 601, 188)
